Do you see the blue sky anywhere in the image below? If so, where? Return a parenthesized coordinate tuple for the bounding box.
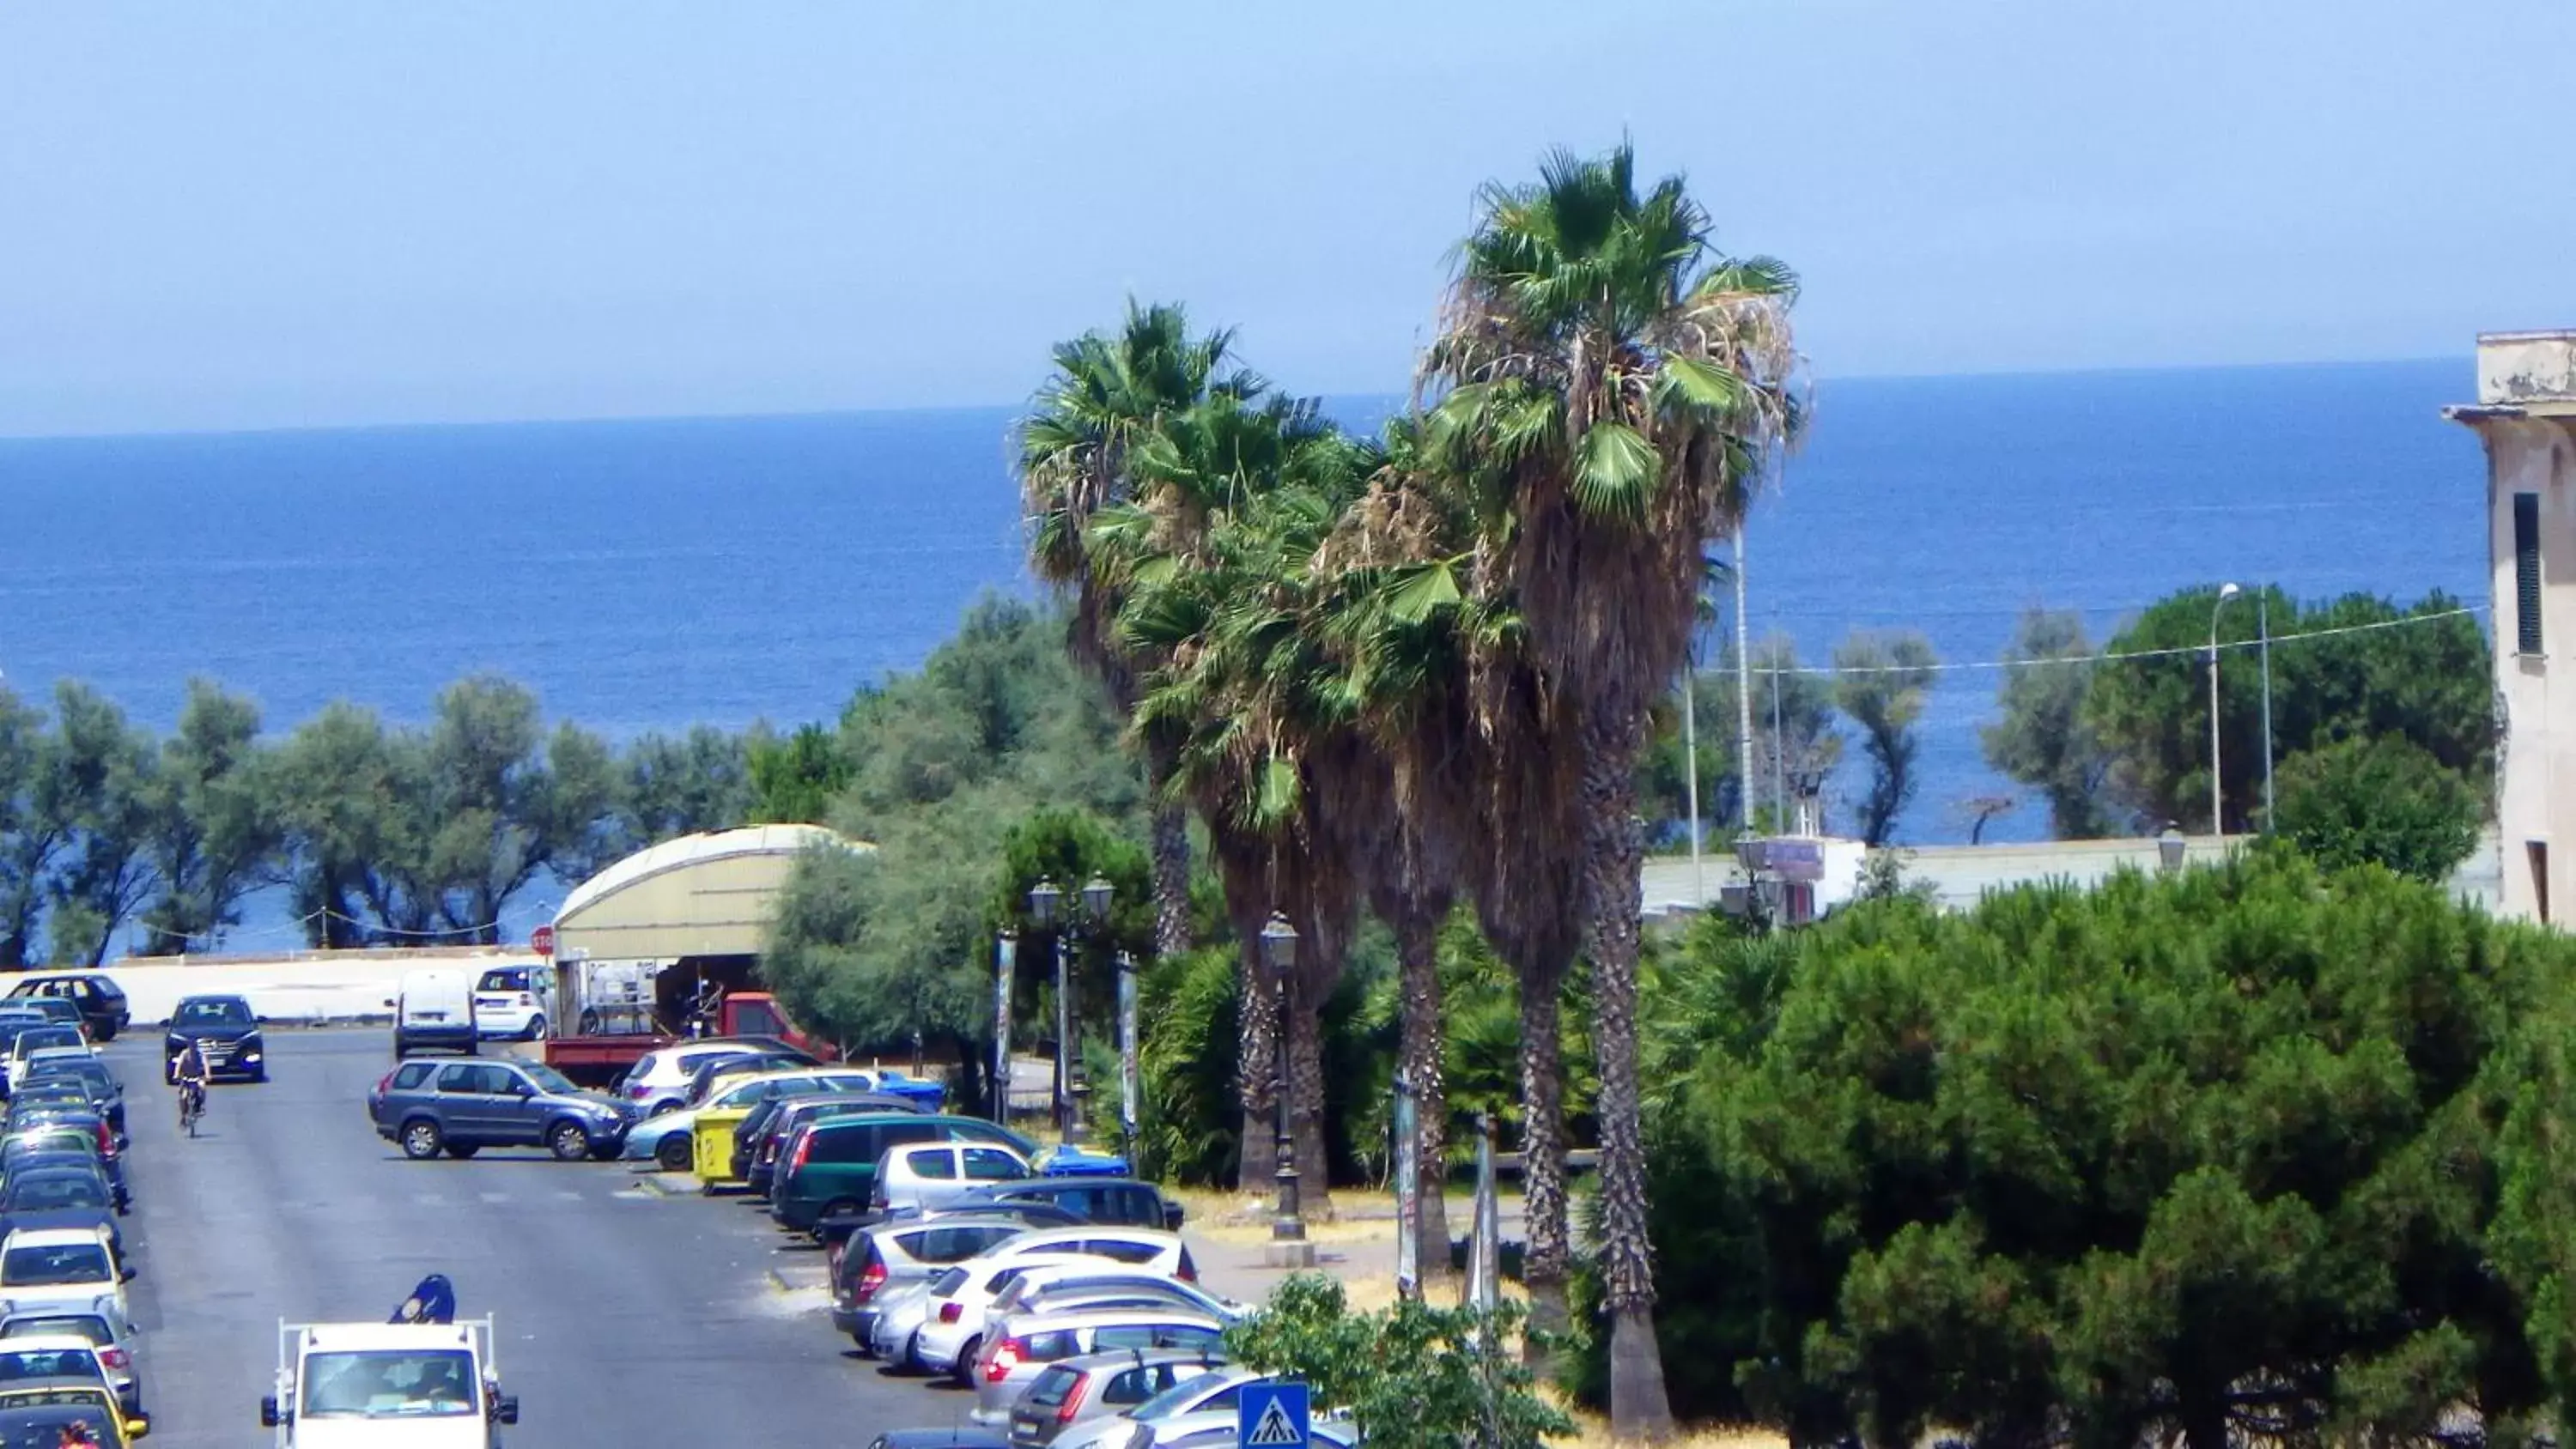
(2, 1, 2567, 437)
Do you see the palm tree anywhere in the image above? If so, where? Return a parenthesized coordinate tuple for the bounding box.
(1019, 302, 1254, 961)
(1424, 142, 1801, 1436)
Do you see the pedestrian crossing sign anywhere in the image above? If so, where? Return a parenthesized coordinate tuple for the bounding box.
(1239, 1381, 1310, 1449)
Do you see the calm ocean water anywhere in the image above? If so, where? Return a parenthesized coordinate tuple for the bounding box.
(0, 359, 2490, 915)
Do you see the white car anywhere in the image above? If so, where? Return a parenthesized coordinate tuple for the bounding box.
(0, 1227, 131, 1322)
(1044, 1367, 1273, 1449)
(614, 1041, 789, 1118)
(911, 1228, 1195, 1379)
(618, 1066, 898, 1171)
(471, 965, 553, 1042)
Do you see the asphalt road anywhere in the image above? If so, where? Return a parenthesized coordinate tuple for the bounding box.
(109, 1028, 935, 1448)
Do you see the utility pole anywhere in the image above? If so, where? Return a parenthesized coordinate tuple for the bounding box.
(1733, 524, 1756, 835)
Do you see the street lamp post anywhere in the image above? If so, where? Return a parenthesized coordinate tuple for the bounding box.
(2208, 582, 2241, 837)
(1259, 912, 1312, 1265)
(2158, 822, 2187, 872)
(1073, 876, 1112, 1148)
(1026, 879, 1066, 1138)
(2258, 592, 2276, 830)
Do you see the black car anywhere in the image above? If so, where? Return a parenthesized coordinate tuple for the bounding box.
(3, 1149, 127, 1216)
(0, 1167, 125, 1261)
(163, 994, 265, 1083)
(18, 1061, 122, 1143)
(939, 1178, 1186, 1232)
(732, 1090, 927, 1184)
(2, 974, 129, 1044)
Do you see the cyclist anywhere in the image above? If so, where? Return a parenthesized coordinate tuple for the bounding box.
(171, 1038, 210, 1128)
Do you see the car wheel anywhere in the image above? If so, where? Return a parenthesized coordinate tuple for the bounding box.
(400, 1119, 444, 1161)
(951, 1337, 981, 1385)
(897, 1331, 927, 1374)
(442, 1143, 481, 1160)
(549, 1120, 592, 1162)
(654, 1133, 692, 1172)
(523, 1015, 548, 1043)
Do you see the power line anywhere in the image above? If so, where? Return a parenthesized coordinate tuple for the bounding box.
(1747, 605, 2489, 676)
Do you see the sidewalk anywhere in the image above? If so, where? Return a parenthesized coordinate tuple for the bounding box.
(1181, 1188, 1526, 1308)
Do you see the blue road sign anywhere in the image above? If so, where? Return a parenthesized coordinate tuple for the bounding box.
(1239, 1380, 1310, 1449)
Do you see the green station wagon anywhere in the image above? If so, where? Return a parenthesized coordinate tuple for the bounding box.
(769, 1113, 1034, 1235)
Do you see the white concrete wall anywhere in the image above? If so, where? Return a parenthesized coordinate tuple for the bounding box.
(80, 949, 543, 1027)
(2471, 409, 2576, 924)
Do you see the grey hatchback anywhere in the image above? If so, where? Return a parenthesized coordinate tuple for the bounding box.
(368, 1057, 629, 1161)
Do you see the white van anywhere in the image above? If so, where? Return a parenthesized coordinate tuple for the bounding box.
(390, 969, 477, 1058)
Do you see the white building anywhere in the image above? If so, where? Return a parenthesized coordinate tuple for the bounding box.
(2449, 330, 2576, 925)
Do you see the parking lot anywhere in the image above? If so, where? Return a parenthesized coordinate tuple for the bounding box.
(114, 1028, 944, 1446)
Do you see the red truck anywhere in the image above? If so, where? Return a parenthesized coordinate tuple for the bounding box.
(540, 957, 839, 1088)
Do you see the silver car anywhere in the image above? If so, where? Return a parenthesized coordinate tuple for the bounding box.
(869, 1140, 1032, 1216)
(1006, 1350, 1233, 1449)
(0, 1303, 144, 1414)
(1042, 1367, 1270, 1449)
(989, 1269, 1249, 1326)
(835, 1216, 1032, 1350)
(969, 1308, 1227, 1425)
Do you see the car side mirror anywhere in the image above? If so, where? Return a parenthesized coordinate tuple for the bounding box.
(381, 998, 397, 1010)
(125, 1414, 150, 1439)
(495, 1395, 520, 1425)
(120, 1263, 136, 1282)
(259, 1396, 280, 1428)
(513, 1082, 535, 1098)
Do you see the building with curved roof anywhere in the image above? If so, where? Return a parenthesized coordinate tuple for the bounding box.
(551, 823, 868, 964)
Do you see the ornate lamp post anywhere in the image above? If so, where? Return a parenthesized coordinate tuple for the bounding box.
(1259, 912, 1313, 1265)
(1027, 879, 1066, 1138)
(2158, 822, 2187, 873)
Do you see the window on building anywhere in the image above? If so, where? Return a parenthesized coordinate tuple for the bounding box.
(2515, 492, 2543, 655)
(2531, 841, 2552, 925)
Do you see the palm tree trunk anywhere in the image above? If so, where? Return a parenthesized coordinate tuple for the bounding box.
(1515, 948, 1571, 1363)
(1149, 803, 1194, 956)
(1235, 938, 1278, 1193)
(1580, 731, 1674, 1438)
(1394, 902, 1450, 1284)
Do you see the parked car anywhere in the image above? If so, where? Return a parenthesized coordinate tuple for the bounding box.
(987, 1267, 1247, 1327)
(908, 1229, 1198, 1379)
(871, 1141, 1033, 1216)
(389, 967, 476, 1057)
(161, 995, 265, 1083)
(826, 1199, 1085, 1284)
(1039, 1367, 1271, 1449)
(7, 999, 88, 1042)
(19, 1061, 123, 1144)
(969, 1308, 1225, 1417)
(471, 964, 554, 1042)
(1005, 1349, 1236, 1448)
(0, 1168, 124, 1261)
(942, 1179, 1187, 1233)
(832, 1216, 1036, 1349)
(622, 1067, 902, 1172)
(875, 1253, 1097, 1371)
(0, 1152, 124, 1223)
(368, 1057, 629, 1161)
(868, 1431, 1011, 1449)
(2, 976, 128, 1044)
(770, 1115, 1036, 1235)
(0, 1305, 147, 1415)
(738, 1092, 928, 1193)
(0, 1226, 131, 1319)
(6, 1028, 86, 1090)
(615, 1040, 811, 1118)
(0, 1337, 128, 1421)
(1, 1116, 122, 1210)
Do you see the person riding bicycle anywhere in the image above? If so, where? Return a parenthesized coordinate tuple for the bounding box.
(172, 1038, 210, 1119)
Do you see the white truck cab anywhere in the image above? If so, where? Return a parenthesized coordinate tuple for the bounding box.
(261, 1318, 518, 1448)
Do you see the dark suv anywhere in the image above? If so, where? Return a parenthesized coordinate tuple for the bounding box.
(369, 1058, 630, 1162)
(163, 995, 265, 1083)
(6, 976, 129, 1044)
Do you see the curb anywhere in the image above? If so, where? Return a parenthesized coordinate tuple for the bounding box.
(767, 1266, 801, 1294)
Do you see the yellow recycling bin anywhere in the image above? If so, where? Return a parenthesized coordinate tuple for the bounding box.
(692, 1106, 756, 1191)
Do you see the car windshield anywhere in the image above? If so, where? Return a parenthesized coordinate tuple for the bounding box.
(299, 1349, 478, 1418)
(173, 999, 252, 1028)
(6, 1177, 105, 1211)
(11, 1031, 77, 1056)
(1, 1244, 107, 1286)
(0, 1401, 122, 1449)
(518, 1064, 580, 1096)
(0, 1348, 96, 1381)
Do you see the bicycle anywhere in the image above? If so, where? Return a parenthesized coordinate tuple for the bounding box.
(178, 1079, 205, 1137)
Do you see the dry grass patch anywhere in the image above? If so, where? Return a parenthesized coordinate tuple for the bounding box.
(1551, 1403, 1786, 1449)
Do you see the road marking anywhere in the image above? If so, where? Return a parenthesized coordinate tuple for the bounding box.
(477, 1191, 510, 1204)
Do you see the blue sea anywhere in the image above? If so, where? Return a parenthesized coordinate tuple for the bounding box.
(0, 359, 2491, 950)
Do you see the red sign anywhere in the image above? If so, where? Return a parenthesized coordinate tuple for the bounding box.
(531, 925, 555, 957)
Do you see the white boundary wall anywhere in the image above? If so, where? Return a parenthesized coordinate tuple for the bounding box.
(72, 949, 544, 1028)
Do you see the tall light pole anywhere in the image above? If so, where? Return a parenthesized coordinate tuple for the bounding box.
(2208, 582, 2240, 836)
(2258, 592, 2276, 830)
(1074, 875, 1113, 1147)
(1026, 878, 1065, 1139)
(1259, 912, 1309, 1261)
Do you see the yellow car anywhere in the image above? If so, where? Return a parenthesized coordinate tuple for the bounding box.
(0, 1380, 150, 1444)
